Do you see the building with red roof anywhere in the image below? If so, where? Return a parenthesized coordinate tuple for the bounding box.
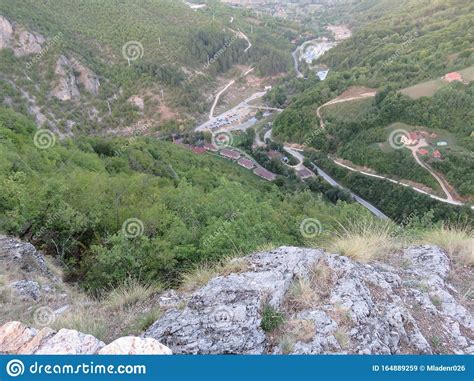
(192, 147, 206, 155)
(237, 158, 255, 169)
(442, 72, 463, 83)
(433, 150, 442, 159)
(418, 148, 429, 156)
(220, 149, 241, 160)
(203, 142, 218, 152)
(254, 167, 277, 181)
(297, 167, 314, 179)
(267, 150, 283, 160)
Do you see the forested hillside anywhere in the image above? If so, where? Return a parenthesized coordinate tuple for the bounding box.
(0, 107, 368, 294)
(270, 0, 473, 202)
(0, 0, 294, 132)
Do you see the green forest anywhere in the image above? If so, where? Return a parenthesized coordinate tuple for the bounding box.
(0, 0, 294, 131)
(269, 0, 473, 200)
(0, 107, 368, 294)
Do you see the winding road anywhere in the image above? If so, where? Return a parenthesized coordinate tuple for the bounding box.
(283, 145, 389, 219)
(314, 92, 470, 208)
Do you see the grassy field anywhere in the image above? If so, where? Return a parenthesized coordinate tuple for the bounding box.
(322, 97, 374, 120)
(400, 79, 447, 100)
(400, 65, 474, 100)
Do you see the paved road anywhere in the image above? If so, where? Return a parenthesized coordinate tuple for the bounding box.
(332, 160, 470, 208)
(314, 92, 471, 208)
(197, 86, 265, 133)
(282, 145, 389, 220)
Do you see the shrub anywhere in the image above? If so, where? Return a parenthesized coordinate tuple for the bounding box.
(261, 303, 285, 333)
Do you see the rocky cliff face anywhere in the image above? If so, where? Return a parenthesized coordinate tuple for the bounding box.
(1, 234, 472, 355)
(0, 15, 99, 102)
(0, 15, 14, 50)
(0, 15, 45, 56)
(146, 246, 473, 354)
(52, 55, 100, 101)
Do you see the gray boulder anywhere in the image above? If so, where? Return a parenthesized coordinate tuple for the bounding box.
(146, 245, 473, 355)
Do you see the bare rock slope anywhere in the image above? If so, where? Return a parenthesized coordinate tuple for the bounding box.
(146, 246, 473, 354)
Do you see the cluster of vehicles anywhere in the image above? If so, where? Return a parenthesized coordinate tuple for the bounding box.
(209, 112, 240, 131)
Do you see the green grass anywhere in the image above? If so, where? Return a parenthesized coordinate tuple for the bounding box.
(261, 304, 285, 333)
(400, 79, 447, 100)
(400, 65, 474, 100)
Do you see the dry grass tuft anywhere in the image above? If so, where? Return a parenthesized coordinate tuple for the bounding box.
(219, 258, 249, 276)
(309, 260, 333, 298)
(180, 264, 219, 292)
(328, 219, 399, 262)
(181, 256, 251, 292)
(422, 225, 473, 266)
(105, 279, 160, 311)
(334, 328, 350, 349)
(283, 279, 319, 313)
(52, 279, 162, 343)
(329, 304, 352, 327)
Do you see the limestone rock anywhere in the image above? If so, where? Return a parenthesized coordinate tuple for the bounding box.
(51, 56, 99, 100)
(0, 15, 13, 49)
(14, 29, 45, 57)
(34, 328, 105, 354)
(128, 95, 145, 110)
(0, 16, 45, 56)
(146, 247, 324, 354)
(146, 245, 474, 355)
(71, 58, 100, 96)
(99, 337, 172, 355)
(9, 280, 41, 301)
(0, 321, 37, 354)
(0, 235, 57, 281)
(52, 55, 80, 101)
(0, 322, 172, 355)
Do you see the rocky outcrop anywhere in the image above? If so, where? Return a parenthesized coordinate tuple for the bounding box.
(0, 16, 13, 49)
(99, 337, 172, 355)
(71, 58, 100, 96)
(0, 322, 171, 355)
(0, 235, 58, 282)
(52, 55, 81, 101)
(147, 247, 321, 354)
(0, 15, 45, 56)
(14, 29, 45, 57)
(146, 246, 474, 355)
(128, 95, 145, 111)
(52, 55, 100, 100)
